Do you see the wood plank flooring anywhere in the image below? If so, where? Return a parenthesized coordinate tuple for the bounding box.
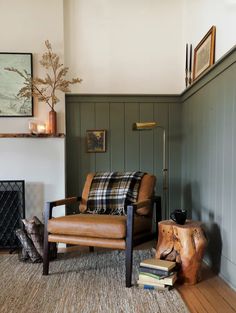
(177, 265, 236, 313)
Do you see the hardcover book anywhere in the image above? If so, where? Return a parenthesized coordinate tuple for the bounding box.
(140, 258, 176, 271)
(139, 272, 177, 286)
(137, 279, 169, 289)
(137, 282, 170, 291)
(139, 266, 170, 277)
(139, 271, 170, 280)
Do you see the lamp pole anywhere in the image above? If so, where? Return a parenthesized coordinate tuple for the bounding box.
(132, 122, 168, 219)
(156, 126, 168, 219)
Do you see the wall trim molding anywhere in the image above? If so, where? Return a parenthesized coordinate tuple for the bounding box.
(66, 94, 180, 103)
(66, 45, 236, 105)
(181, 44, 236, 102)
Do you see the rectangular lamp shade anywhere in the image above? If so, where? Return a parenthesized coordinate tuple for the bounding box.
(133, 122, 157, 130)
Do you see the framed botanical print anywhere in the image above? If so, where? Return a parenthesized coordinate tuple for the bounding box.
(193, 26, 216, 80)
(0, 53, 33, 117)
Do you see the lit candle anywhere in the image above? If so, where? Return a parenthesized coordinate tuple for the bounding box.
(37, 123, 46, 134)
(185, 43, 188, 71)
(189, 44, 192, 72)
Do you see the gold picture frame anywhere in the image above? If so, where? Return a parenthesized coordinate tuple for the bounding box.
(86, 129, 106, 153)
(193, 26, 216, 80)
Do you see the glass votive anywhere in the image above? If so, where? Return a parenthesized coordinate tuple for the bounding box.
(37, 123, 46, 134)
(28, 121, 37, 134)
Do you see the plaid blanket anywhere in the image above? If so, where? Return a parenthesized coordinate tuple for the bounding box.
(87, 171, 145, 215)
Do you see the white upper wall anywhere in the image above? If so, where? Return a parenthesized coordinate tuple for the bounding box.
(64, 0, 236, 95)
(0, 0, 65, 218)
(64, 0, 185, 94)
(183, 0, 236, 62)
(0, 0, 65, 133)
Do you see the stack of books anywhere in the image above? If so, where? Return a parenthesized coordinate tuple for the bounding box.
(137, 258, 177, 290)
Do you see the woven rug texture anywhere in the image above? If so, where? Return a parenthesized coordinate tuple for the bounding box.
(0, 249, 189, 313)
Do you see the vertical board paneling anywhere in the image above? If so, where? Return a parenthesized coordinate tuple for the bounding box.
(66, 95, 181, 223)
(232, 64, 236, 264)
(124, 103, 140, 171)
(80, 102, 96, 188)
(66, 101, 81, 197)
(95, 102, 110, 172)
(221, 69, 234, 259)
(154, 103, 169, 218)
(169, 102, 182, 212)
(139, 103, 154, 173)
(181, 54, 236, 289)
(110, 102, 125, 171)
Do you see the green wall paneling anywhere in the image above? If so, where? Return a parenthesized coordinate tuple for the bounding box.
(66, 95, 181, 219)
(181, 46, 236, 289)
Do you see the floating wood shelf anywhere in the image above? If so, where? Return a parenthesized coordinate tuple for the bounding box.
(0, 133, 65, 138)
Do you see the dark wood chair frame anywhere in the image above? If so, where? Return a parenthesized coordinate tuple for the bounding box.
(43, 196, 162, 288)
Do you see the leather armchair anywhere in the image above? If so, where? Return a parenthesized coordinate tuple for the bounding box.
(43, 173, 161, 287)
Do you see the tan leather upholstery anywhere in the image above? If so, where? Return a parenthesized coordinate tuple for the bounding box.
(48, 234, 126, 249)
(136, 174, 156, 216)
(79, 173, 156, 216)
(79, 173, 95, 213)
(48, 214, 152, 239)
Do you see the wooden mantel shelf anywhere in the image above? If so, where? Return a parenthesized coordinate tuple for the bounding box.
(0, 133, 65, 138)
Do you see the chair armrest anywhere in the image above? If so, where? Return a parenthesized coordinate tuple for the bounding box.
(44, 196, 82, 224)
(49, 196, 82, 208)
(133, 199, 151, 209)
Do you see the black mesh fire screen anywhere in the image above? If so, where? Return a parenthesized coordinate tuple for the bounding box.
(0, 180, 25, 249)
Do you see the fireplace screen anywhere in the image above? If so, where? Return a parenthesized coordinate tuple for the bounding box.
(0, 180, 25, 249)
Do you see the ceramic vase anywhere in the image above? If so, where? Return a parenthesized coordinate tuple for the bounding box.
(49, 109, 57, 135)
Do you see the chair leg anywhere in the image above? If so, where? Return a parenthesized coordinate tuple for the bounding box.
(125, 241, 133, 288)
(126, 205, 134, 288)
(43, 233, 50, 275)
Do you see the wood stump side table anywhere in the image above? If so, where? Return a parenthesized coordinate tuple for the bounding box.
(155, 220, 207, 285)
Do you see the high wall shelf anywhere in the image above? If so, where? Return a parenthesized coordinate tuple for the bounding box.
(0, 133, 65, 138)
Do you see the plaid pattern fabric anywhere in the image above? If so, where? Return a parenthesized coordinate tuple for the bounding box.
(87, 171, 145, 216)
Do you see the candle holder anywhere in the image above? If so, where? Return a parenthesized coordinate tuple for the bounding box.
(28, 120, 46, 135)
(28, 121, 38, 134)
(185, 43, 193, 88)
(37, 123, 46, 134)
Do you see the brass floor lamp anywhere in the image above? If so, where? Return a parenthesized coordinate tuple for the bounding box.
(133, 122, 168, 218)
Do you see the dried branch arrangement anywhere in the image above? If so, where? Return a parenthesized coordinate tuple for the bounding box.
(5, 40, 82, 110)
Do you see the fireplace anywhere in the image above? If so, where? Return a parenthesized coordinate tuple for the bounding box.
(0, 180, 25, 249)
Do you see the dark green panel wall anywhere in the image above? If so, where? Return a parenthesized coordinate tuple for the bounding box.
(66, 95, 181, 219)
(181, 47, 236, 289)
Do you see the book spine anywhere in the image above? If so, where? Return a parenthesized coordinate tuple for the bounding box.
(137, 282, 170, 291)
(139, 271, 168, 280)
(139, 266, 169, 276)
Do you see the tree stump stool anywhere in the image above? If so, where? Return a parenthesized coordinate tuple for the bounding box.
(156, 220, 207, 285)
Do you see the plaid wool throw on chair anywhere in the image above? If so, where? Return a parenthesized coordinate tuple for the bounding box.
(87, 171, 145, 215)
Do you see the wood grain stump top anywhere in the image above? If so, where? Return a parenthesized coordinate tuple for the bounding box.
(156, 219, 207, 285)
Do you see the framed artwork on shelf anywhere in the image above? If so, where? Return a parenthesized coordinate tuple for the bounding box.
(193, 26, 216, 81)
(0, 53, 33, 117)
(86, 129, 106, 153)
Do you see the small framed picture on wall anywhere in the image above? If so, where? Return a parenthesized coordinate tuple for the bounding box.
(86, 129, 106, 153)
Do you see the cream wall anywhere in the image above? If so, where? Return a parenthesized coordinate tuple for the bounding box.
(0, 0, 65, 218)
(183, 0, 236, 61)
(64, 0, 185, 94)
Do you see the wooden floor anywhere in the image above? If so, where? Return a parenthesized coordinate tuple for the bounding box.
(1, 244, 236, 313)
(177, 265, 236, 313)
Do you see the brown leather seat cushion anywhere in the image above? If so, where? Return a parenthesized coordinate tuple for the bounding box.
(79, 173, 156, 216)
(48, 214, 152, 239)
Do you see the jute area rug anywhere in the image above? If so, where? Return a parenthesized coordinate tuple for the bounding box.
(0, 249, 189, 313)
